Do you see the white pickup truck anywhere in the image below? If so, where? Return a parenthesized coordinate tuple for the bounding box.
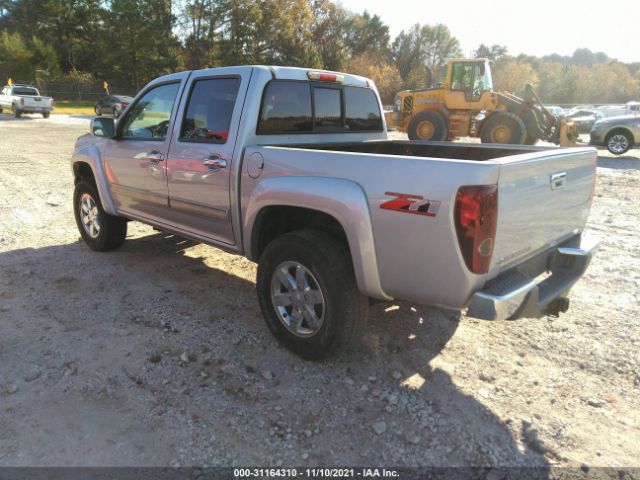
(0, 84, 54, 118)
(70, 66, 598, 359)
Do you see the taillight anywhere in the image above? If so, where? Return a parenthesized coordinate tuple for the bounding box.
(454, 185, 498, 274)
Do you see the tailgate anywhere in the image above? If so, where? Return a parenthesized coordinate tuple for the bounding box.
(490, 147, 596, 277)
(23, 96, 51, 107)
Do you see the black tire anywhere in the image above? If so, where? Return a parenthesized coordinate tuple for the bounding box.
(605, 130, 633, 155)
(12, 104, 21, 118)
(95, 105, 101, 116)
(407, 110, 448, 141)
(480, 112, 527, 144)
(113, 106, 121, 118)
(73, 180, 127, 251)
(42, 111, 50, 119)
(256, 229, 368, 360)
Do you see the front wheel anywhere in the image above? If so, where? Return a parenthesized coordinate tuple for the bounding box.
(407, 110, 448, 141)
(480, 112, 527, 144)
(73, 180, 127, 251)
(12, 105, 21, 118)
(606, 131, 632, 155)
(256, 229, 368, 360)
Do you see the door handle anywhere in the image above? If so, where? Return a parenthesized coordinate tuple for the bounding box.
(146, 151, 164, 164)
(203, 155, 227, 171)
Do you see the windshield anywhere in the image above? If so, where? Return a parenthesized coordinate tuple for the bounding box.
(12, 87, 38, 96)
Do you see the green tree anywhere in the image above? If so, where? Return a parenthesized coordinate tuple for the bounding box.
(392, 23, 461, 89)
(473, 43, 508, 60)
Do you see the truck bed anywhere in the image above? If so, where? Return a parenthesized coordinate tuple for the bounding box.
(281, 140, 543, 161)
(245, 141, 596, 307)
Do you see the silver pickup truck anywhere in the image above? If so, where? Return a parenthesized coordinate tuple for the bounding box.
(0, 85, 54, 118)
(70, 66, 598, 359)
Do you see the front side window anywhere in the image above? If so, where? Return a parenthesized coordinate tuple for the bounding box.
(120, 82, 180, 140)
(451, 63, 474, 92)
(180, 77, 240, 143)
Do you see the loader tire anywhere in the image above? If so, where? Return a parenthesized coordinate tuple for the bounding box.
(480, 112, 527, 144)
(407, 110, 448, 141)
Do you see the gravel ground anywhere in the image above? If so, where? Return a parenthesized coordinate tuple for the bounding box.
(0, 114, 639, 468)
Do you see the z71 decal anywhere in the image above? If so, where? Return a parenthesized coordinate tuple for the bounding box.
(380, 192, 441, 217)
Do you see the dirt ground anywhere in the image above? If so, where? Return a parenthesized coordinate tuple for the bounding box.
(0, 114, 639, 469)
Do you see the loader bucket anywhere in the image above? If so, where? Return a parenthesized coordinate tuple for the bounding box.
(558, 119, 578, 147)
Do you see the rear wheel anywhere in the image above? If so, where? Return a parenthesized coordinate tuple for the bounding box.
(256, 229, 368, 360)
(12, 104, 21, 118)
(480, 112, 527, 144)
(42, 111, 50, 119)
(407, 110, 448, 141)
(73, 180, 127, 251)
(113, 106, 122, 118)
(94, 105, 101, 116)
(606, 131, 632, 155)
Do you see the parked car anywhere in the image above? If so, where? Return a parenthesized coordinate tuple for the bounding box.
(94, 95, 133, 117)
(565, 109, 604, 133)
(544, 105, 564, 117)
(590, 113, 640, 154)
(0, 84, 54, 118)
(70, 65, 598, 359)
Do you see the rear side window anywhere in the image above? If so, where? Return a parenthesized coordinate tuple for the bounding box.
(180, 77, 240, 143)
(257, 81, 382, 134)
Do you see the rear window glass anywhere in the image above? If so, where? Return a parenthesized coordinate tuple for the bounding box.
(12, 87, 38, 96)
(257, 81, 382, 134)
(180, 77, 240, 143)
(257, 82, 312, 134)
(345, 87, 383, 131)
(314, 88, 342, 128)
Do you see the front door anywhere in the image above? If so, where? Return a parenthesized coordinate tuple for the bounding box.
(166, 68, 249, 245)
(103, 80, 184, 222)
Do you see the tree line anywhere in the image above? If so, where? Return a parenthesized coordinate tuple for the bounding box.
(0, 0, 638, 104)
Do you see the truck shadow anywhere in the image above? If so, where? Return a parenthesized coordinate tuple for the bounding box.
(597, 155, 640, 169)
(0, 233, 551, 472)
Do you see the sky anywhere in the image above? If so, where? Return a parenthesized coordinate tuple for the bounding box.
(340, 0, 640, 63)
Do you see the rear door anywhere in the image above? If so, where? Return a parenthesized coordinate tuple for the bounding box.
(102, 76, 186, 222)
(166, 67, 250, 245)
(490, 148, 596, 275)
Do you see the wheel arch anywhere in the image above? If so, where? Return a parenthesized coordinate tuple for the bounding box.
(605, 126, 635, 146)
(244, 176, 391, 300)
(71, 147, 118, 215)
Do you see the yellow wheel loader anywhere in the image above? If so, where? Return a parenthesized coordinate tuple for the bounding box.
(386, 58, 578, 146)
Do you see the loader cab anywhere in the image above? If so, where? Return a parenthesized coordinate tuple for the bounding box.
(446, 59, 493, 108)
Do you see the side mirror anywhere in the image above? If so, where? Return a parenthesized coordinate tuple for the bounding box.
(91, 117, 115, 137)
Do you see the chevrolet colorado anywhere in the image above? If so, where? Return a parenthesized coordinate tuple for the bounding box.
(70, 66, 598, 359)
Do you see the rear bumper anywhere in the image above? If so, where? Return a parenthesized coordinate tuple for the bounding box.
(466, 234, 599, 320)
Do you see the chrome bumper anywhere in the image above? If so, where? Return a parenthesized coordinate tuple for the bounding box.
(467, 234, 599, 321)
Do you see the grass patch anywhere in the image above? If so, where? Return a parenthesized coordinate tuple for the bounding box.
(53, 100, 96, 115)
